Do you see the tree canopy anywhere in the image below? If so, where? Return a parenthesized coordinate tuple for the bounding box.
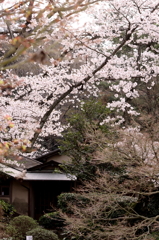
(1, 0, 159, 155)
(1, 1, 159, 239)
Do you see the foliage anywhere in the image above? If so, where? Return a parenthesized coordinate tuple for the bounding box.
(0, 205, 4, 220)
(0, 222, 10, 239)
(0, 116, 25, 160)
(39, 211, 65, 229)
(0, 238, 12, 240)
(0, 200, 15, 218)
(0, 0, 104, 152)
(60, 100, 112, 180)
(6, 215, 38, 240)
(58, 110, 159, 239)
(58, 193, 90, 214)
(149, 232, 159, 240)
(1, 0, 159, 239)
(26, 227, 59, 240)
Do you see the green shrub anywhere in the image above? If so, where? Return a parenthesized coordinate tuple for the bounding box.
(0, 205, 4, 219)
(26, 227, 59, 240)
(0, 238, 12, 240)
(149, 232, 159, 240)
(58, 193, 90, 213)
(60, 100, 112, 181)
(6, 215, 38, 240)
(0, 200, 15, 217)
(0, 221, 10, 238)
(39, 212, 65, 229)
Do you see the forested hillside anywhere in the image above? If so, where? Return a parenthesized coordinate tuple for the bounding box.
(1, 0, 159, 239)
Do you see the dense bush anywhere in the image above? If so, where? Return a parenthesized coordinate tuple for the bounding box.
(0, 205, 4, 219)
(60, 100, 111, 180)
(0, 238, 12, 240)
(0, 200, 15, 217)
(0, 222, 11, 239)
(26, 227, 59, 240)
(58, 193, 90, 213)
(39, 211, 65, 229)
(6, 215, 38, 240)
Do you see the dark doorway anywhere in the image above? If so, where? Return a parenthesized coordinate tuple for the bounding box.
(33, 181, 72, 219)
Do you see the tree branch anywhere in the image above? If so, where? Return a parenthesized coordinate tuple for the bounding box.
(31, 25, 137, 146)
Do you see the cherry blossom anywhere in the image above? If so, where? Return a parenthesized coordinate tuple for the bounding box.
(0, 0, 159, 153)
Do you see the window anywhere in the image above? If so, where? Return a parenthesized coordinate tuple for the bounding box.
(0, 179, 10, 196)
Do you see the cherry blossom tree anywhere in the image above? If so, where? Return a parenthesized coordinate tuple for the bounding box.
(1, 0, 159, 155)
(1, 1, 159, 237)
(0, 0, 102, 156)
